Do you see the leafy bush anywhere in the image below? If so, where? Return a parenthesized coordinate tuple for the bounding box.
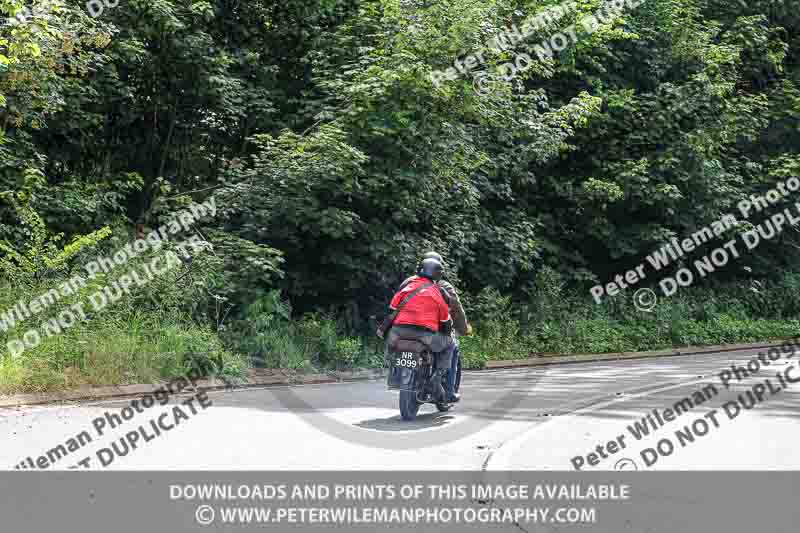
(333, 338, 362, 367)
(457, 336, 492, 369)
(0, 228, 247, 394)
(227, 291, 361, 370)
(0, 312, 245, 395)
(0, 170, 113, 285)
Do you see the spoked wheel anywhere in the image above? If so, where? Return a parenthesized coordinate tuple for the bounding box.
(399, 389, 421, 421)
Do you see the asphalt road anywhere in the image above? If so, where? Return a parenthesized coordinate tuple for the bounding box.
(2, 346, 799, 471)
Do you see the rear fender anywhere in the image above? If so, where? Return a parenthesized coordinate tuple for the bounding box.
(388, 365, 418, 391)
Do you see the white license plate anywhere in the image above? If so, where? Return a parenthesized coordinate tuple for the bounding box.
(394, 351, 418, 369)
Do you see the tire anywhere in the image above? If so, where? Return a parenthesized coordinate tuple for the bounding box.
(399, 389, 421, 421)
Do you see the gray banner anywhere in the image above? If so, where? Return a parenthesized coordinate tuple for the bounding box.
(2, 472, 798, 532)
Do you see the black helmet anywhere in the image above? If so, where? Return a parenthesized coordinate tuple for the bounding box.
(418, 257, 444, 281)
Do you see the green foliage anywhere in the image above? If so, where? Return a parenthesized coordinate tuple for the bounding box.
(516, 274, 800, 356)
(334, 337, 363, 366)
(175, 229, 285, 324)
(0, 0, 799, 385)
(0, 169, 112, 284)
(457, 337, 492, 370)
(225, 290, 385, 369)
(227, 291, 324, 369)
(0, 308, 245, 394)
(459, 286, 526, 368)
(6, 0, 799, 313)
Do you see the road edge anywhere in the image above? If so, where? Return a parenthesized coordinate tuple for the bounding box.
(1, 339, 792, 409)
(483, 339, 797, 369)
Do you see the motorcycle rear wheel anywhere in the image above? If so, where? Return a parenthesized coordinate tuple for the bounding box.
(399, 389, 421, 421)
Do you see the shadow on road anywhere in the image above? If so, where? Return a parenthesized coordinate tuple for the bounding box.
(355, 412, 456, 431)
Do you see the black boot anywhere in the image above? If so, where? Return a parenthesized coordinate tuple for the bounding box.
(430, 369, 448, 402)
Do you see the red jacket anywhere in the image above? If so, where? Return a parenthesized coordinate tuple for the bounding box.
(390, 277, 451, 332)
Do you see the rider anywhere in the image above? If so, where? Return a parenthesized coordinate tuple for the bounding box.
(385, 257, 455, 403)
(397, 252, 471, 403)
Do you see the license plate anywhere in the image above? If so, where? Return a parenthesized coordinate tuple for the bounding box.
(394, 351, 418, 369)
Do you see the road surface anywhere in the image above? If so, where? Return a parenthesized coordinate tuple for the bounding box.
(3, 346, 799, 470)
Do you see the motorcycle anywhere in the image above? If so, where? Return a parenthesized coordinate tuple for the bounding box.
(386, 338, 461, 421)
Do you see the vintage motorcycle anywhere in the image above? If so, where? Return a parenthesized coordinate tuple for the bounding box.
(386, 338, 461, 421)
